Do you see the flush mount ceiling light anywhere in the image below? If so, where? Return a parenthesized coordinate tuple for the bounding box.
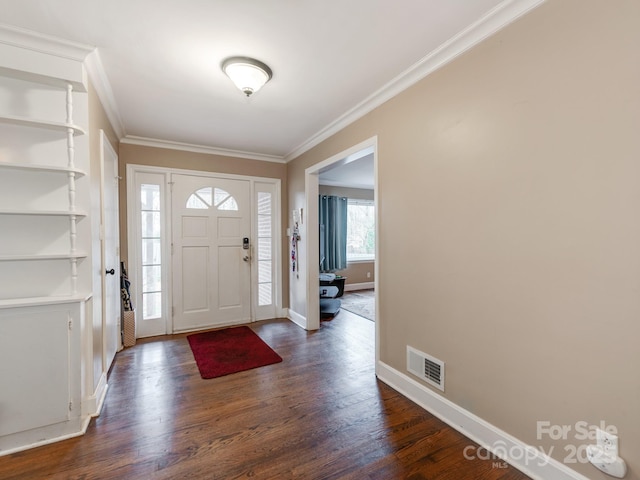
(221, 56, 273, 97)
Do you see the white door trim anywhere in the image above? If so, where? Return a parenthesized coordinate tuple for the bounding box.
(126, 168, 171, 337)
(303, 135, 380, 367)
(253, 180, 281, 321)
(126, 164, 283, 336)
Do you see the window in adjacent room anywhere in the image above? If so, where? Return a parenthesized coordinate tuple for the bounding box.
(346, 199, 375, 262)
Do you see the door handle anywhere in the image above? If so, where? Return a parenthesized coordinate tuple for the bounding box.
(243, 256, 250, 262)
(105, 268, 116, 275)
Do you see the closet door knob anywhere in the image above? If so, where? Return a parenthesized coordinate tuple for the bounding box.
(105, 268, 115, 275)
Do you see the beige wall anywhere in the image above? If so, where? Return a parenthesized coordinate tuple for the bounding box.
(338, 261, 374, 287)
(88, 83, 119, 157)
(118, 143, 289, 307)
(287, 1, 640, 478)
(319, 185, 375, 286)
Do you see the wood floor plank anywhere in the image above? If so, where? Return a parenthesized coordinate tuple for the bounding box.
(0, 312, 531, 480)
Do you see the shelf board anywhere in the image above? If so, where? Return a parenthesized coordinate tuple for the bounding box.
(0, 162, 86, 177)
(0, 293, 92, 309)
(0, 208, 87, 217)
(0, 66, 87, 92)
(0, 253, 88, 261)
(0, 114, 86, 136)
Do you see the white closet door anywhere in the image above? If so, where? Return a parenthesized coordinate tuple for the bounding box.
(101, 131, 120, 368)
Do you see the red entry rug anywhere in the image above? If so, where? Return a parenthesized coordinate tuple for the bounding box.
(187, 326, 282, 379)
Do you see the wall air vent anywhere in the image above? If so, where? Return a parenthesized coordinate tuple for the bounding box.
(407, 346, 445, 392)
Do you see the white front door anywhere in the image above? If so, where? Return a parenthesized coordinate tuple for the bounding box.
(172, 174, 251, 332)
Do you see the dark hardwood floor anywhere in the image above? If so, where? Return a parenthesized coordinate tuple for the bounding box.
(0, 311, 530, 479)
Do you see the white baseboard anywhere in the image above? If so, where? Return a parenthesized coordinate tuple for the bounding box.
(0, 412, 92, 457)
(83, 372, 108, 418)
(0, 425, 87, 457)
(287, 308, 307, 329)
(376, 362, 590, 480)
(93, 382, 109, 418)
(345, 282, 374, 291)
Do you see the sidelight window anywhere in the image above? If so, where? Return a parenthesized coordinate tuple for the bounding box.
(141, 184, 162, 320)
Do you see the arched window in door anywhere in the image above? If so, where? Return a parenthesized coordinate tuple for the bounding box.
(186, 187, 238, 211)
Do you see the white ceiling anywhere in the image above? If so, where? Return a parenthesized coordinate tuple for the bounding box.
(319, 153, 374, 190)
(0, 0, 540, 161)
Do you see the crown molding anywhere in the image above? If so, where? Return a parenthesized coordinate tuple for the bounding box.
(285, 0, 546, 162)
(84, 50, 126, 139)
(121, 135, 287, 164)
(0, 23, 92, 90)
(0, 23, 93, 61)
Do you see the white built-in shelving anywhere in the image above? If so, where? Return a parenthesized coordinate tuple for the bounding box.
(0, 208, 87, 216)
(0, 81, 87, 306)
(0, 253, 87, 262)
(0, 114, 86, 135)
(0, 26, 95, 457)
(0, 161, 86, 176)
(0, 293, 90, 310)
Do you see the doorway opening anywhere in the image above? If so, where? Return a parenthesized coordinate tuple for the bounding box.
(304, 136, 379, 366)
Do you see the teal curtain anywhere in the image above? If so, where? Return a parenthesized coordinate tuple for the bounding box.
(319, 195, 348, 272)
